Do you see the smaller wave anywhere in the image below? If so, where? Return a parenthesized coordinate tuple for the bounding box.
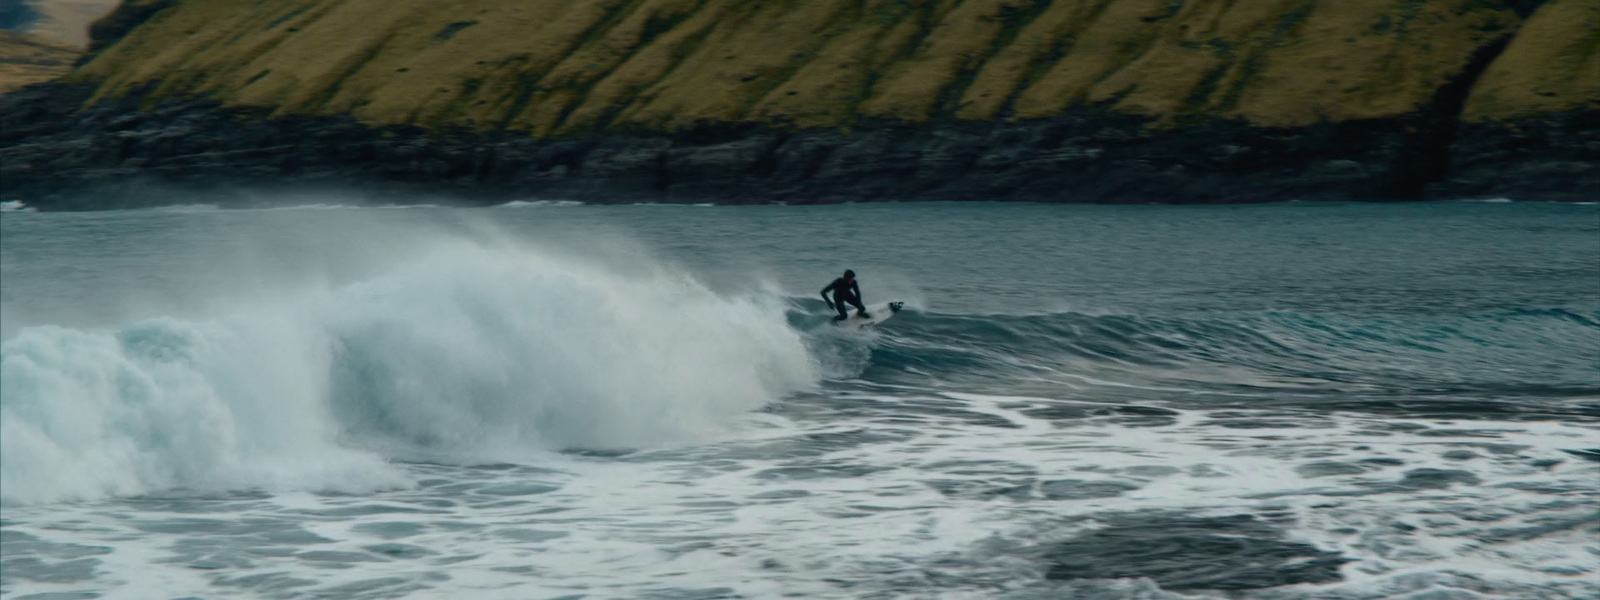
(85, 204, 222, 214)
(148, 204, 222, 213)
(0, 200, 38, 213)
(864, 307, 1600, 395)
(258, 203, 445, 211)
(497, 200, 584, 208)
(98, 203, 451, 214)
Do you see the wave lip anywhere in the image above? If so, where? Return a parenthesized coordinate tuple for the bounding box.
(1, 242, 818, 505)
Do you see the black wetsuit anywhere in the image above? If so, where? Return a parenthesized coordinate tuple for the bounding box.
(821, 277, 867, 320)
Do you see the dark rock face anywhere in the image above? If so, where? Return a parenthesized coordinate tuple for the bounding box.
(84, 0, 176, 57)
(1, 82, 1594, 210)
(1044, 514, 1349, 591)
(1431, 111, 1600, 202)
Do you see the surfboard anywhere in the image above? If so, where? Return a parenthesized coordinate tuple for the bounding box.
(835, 301, 904, 330)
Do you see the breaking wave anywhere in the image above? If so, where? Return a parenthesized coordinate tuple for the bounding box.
(1, 241, 817, 504)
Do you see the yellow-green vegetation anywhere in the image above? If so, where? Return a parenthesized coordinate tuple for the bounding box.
(1463, 0, 1600, 121)
(0, 31, 81, 93)
(65, 0, 1592, 135)
(16, 0, 121, 48)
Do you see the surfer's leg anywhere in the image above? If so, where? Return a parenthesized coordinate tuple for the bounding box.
(848, 296, 869, 318)
(834, 296, 849, 320)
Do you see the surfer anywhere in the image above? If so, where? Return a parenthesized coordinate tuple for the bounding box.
(821, 269, 870, 321)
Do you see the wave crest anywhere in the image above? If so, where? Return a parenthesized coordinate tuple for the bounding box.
(1, 242, 817, 504)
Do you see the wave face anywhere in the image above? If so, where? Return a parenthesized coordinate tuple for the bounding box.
(868, 307, 1600, 402)
(0, 242, 817, 504)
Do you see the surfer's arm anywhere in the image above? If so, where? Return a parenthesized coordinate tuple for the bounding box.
(820, 282, 836, 309)
(851, 282, 862, 305)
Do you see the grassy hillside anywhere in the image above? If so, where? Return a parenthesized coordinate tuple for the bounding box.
(1464, 0, 1600, 121)
(62, 0, 1598, 135)
(0, 29, 78, 93)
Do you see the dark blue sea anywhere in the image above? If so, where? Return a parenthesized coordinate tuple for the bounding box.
(2, 199, 1597, 599)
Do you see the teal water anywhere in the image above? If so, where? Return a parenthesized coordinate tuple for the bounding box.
(2, 200, 1597, 599)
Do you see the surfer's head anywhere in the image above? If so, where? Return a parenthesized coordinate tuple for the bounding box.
(843, 269, 855, 281)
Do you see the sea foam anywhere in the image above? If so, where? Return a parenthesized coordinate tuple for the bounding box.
(1, 240, 817, 504)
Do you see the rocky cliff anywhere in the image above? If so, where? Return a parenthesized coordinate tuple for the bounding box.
(3, 0, 1596, 208)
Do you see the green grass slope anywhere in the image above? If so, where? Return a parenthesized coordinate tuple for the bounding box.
(64, 0, 1597, 135)
(0, 30, 79, 93)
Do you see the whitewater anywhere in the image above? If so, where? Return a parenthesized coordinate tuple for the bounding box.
(1, 200, 1596, 599)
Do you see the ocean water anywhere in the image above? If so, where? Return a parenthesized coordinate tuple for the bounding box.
(1, 199, 1596, 599)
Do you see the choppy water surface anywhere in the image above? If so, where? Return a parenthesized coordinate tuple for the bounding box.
(2, 200, 1597, 599)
